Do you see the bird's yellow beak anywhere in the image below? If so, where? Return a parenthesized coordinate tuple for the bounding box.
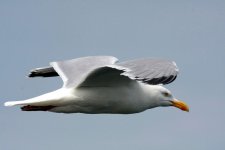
(171, 99, 189, 112)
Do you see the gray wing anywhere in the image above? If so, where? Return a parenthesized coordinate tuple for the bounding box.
(50, 56, 118, 88)
(28, 57, 178, 87)
(78, 58, 179, 87)
(117, 58, 179, 85)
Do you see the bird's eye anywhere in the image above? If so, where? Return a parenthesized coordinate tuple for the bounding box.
(162, 92, 170, 97)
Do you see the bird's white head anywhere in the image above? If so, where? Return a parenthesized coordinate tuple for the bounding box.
(149, 85, 189, 112)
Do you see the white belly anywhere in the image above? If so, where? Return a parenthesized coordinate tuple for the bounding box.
(51, 83, 152, 114)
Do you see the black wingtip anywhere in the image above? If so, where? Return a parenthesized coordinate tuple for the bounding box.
(27, 67, 59, 78)
(28, 72, 36, 78)
(28, 70, 41, 78)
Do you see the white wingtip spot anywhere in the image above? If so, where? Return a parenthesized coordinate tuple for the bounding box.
(172, 61, 179, 72)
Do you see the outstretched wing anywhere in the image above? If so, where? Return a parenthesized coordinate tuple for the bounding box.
(28, 57, 179, 87)
(117, 58, 179, 85)
(50, 56, 118, 88)
(78, 58, 179, 87)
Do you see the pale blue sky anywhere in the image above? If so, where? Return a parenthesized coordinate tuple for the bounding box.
(1, 0, 225, 150)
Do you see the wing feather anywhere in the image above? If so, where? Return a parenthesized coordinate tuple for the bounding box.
(50, 56, 118, 88)
(33, 57, 179, 88)
(117, 58, 179, 85)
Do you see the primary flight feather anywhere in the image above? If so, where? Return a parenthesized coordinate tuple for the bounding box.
(4, 56, 189, 113)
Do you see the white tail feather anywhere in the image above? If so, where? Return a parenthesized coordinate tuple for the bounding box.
(4, 101, 23, 107)
(4, 88, 76, 107)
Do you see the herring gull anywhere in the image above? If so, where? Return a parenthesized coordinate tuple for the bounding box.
(4, 56, 189, 113)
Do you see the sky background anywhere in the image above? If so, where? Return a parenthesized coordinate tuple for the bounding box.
(1, 0, 225, 150)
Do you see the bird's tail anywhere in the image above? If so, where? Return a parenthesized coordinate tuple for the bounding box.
(4, 88, 72, 111)
(4, 97, 58, 111)
(4, 88, 79, 111)
(4, 101, 24, 107)
(4, 95, 56, 107)
(4, 101, 56, 111)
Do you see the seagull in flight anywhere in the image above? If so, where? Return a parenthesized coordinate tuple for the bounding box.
(4, 56, 189, 114)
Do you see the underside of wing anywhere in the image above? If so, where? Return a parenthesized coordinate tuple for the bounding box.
(117, 58, 179, 85)
(77, 66, 134, 87)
